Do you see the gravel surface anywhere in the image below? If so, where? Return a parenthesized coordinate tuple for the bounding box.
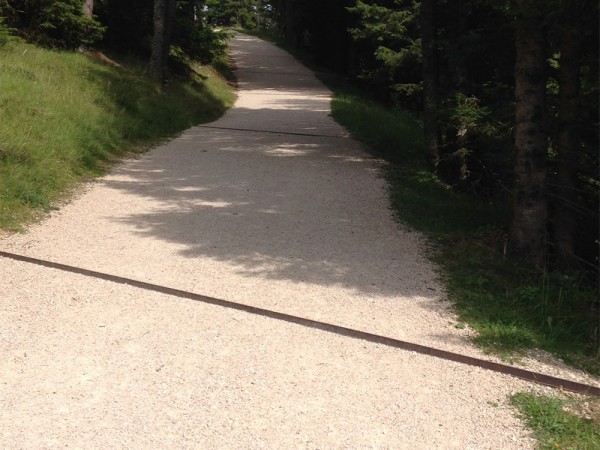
(1, 33, 596, 448)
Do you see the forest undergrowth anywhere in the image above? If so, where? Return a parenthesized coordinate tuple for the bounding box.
(330, 89, 599, 376)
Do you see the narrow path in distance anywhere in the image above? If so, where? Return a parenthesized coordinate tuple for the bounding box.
(0, 33, 593, 448)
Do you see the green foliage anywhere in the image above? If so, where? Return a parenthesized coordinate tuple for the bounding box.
(37, 1, 104, 49)
(441, 93, 490, 134)
(332, 91, 423, 164)
(211, 50, 237, 83)
(437, 89, 513, 193)
(96, 0, 227, 68)
(446, 243, 598, 368)
(0, 15, 13, 46)
(1, 0, 104, 49)
(348, 0, 421, 105)
(344, 0, 599, 275)
(0, 40, 234, 230)
(348, 0, 518, 193)
(172, 6, 228, 64)
(511, 392, 600, 449)
(205, 0, 266, 29)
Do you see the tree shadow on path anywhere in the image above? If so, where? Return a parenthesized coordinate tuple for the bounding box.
(101, 119, 441, 300)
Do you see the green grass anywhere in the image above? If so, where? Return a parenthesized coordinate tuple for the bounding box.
(329, 85, 599, 374)
(0, 39, 235, 230)
(332, 92, 423, 165)
(511, 392, 600, 449)
(442, 241, 598, 367)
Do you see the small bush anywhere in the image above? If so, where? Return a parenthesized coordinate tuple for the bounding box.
(0, 16, 13, 46)
(1, 0, 104, 49)
(172, 17, 227, 64)
(37, 1, 104, 49)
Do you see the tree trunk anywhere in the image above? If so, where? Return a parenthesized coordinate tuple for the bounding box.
(448, 0, 469, 185)
(420, 0, 439, 171)
(553, 4, 582, 271)
(83, 0, 94, 18)
(510, 1, 548, 266)
(150, 0, 177, 85)
(282, 0, 298, 46)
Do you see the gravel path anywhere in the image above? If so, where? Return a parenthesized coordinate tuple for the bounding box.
(1, 33, 596, 448)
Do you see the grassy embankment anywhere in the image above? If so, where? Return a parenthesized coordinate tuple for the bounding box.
(0, 40, 235, 230)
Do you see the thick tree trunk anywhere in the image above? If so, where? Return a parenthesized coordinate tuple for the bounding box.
(83, 0, 94, 18)
(282, 0, 299, 47)
(150, 0, 177, 84)
(554, 6, 582, 271)
(510, 1, 548, 266)
(420, 0, 439, 171)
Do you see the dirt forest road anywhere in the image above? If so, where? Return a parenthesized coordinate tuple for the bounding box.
(2, 32, 594, 448)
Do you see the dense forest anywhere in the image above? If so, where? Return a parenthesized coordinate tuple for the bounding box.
(1, 1, 598, 282)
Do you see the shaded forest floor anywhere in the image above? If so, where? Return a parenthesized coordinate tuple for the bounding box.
(331, 85, 599, 377)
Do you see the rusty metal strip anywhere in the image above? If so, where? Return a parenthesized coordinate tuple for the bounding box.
(2, 250, 599, 397)
(196, 125, 348, 139)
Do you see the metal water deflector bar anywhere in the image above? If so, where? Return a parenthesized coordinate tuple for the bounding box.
(1, 250, 598, 397)
(196, 125, 348, 139)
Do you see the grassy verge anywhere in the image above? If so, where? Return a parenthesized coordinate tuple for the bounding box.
(511, 392, 600, 449)
(330, 90, 599, 374)
(0, 39, 235, 230)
